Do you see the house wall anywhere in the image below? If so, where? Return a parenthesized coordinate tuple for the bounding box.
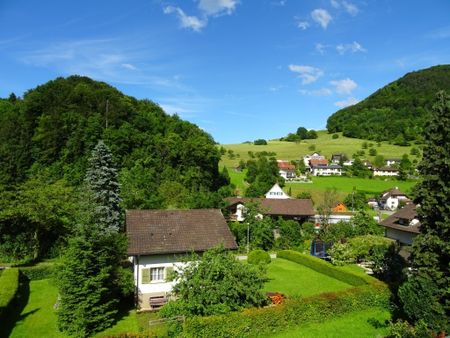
(312, 168, 342, 176)
(309, 214, 353, 225)
(385, 196, 399, 210)
(385, 228, 416, 245)
(374, 170, 399, 177)
(132, 254, 188, 310)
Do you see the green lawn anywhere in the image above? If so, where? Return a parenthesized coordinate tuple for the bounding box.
(270, 307, 391, 338)
(220, 130, 417, 168)
(264, 258, 351, 297)
(7, 279, 149, 338)
(9, 279, 64, 338)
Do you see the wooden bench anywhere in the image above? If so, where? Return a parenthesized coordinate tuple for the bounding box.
(149, 295, 168, 309)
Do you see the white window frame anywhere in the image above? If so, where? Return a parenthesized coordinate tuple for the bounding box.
(150, 267, 165, 282)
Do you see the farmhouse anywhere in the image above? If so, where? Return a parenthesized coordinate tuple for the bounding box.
(277, 160, 296, 179)
(379, 203, 420, 245)
(126, 209, 237, 310)
(373, 167, 399, 177)
(226, 197, 314, 222)
(385, 158, 401, 167)
(331, 153, 345, 164)
(380, 187, 410, 211)
(311, 164, 342, 176)
(265, 183, 290, 199)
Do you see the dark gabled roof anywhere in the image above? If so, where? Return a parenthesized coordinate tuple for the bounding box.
(225, 197, 315, 216)
(380, 187, 408, 201)
(380, 203, 420, 234)
(126, 209, 237, 256)
(374, 167, 399, 172)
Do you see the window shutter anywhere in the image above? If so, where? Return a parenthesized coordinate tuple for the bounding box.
(165, 267, 174, 281)
(141, 268, 151, 284)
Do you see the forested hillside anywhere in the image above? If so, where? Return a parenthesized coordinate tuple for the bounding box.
(0, 76, 229, 263)
(326, 65, 450, 144)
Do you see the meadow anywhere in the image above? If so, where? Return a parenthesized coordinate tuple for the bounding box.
(220, 130, 418, 168)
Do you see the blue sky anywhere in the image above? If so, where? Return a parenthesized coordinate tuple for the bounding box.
(1, 0, 449, 144)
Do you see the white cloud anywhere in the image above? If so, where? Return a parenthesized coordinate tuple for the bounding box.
(299, 87, 332, 96)
(198, 0, 238, 16)
(342, 1, 359, 16)
(311, 9, 332, 29)
(121, 63, 137, 70)
(289, 64, 324, 84)
(330, 78, 357, 94)
(297, 21, 310, 30)
(315, 43, 327, 55)
(334, 97, 359, 108)
(330, 0, 359, 16)
(336, 41, 367, 55)
(163, 6, 206, 32)
(330, 0, 340, 8)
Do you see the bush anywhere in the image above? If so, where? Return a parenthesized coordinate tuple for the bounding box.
(20, 264, 54, 280)
(247, 250, 271, 265)
(332, 133, 339, 139)
(0, 268, 19, 320)
(253, 139, 267, 145)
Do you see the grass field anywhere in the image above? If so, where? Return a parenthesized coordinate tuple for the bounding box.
(264, 258, 351, 297)
(285, 176, 417, 204)
(220, 130, 417, 168)
(270, 307, 391, 338)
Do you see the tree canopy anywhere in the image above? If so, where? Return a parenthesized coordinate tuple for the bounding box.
(326, 65, 450, 142)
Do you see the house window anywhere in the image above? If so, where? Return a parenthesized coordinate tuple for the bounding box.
(151, 267, 165, 282)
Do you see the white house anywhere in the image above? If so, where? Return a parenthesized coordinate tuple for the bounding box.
(385, 158, 401, 167)
(343, 159, 354, 166)
(126, 209, 237, 310)
(277, 160, 296, 179)
(380, 203, 420, 245)
(303, 152, 325, 167)
(265, 183, 290, 199)
(380, 187, 410, 211)
(311, 164, 343, 176)
(373, 167, 399, 177)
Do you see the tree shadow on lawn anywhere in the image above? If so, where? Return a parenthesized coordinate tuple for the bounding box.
(0, 275, 34, 338)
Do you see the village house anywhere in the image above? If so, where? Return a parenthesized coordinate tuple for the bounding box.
(332, 203, 348, 213)
(385, 158, 401, 167)
(379, 187, 410, 210)
(277, 160, 296, 179)
(362, 160, 373, 170)
(373, 167, 399, 177)
(342, 159, 354, 166)
(331, 153, 345, 164)
(265, 183, 290, 199)
(311, 164, 343, 176)
(226, 195, 314, 222)
(303, 152, 326, 168)
(379, 203, 420, 245)
(126, 209, 237, 310)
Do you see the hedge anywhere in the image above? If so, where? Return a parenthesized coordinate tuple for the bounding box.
(20, 264, 54, 280)
(183, 283, 390, 337)
(247, 250, 271, 265)
(277, 250, 373, 286)
(183, 251, 390, 337)
(0, 268, 19, 320)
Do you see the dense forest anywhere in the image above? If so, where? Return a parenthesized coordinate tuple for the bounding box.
(326, 65, 450, 144)
(0, 76, 231, 263)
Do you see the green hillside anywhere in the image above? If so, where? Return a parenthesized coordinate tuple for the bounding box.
(220, 130, 417, 168)
(326, 65, 450, 143)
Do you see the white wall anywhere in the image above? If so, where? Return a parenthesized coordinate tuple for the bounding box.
(132, 254, 188, 310)
(385, 228, 416, 245)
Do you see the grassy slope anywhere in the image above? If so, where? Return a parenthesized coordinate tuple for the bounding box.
(270, 307, 391, 338)
(263, 258, 351, 297)
(220, 130, 416, 168)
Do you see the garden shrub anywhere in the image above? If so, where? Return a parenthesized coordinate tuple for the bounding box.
(0, 268, 19, 320)
(247, 250, 271, 265)
(277, 250, 373, 286)
(183, 282, 390, 337)
(20, 264, 54, 280)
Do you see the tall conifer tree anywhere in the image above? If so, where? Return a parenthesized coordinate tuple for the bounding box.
(398, 91, 450, 333)
(56, 140, 129, 337)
